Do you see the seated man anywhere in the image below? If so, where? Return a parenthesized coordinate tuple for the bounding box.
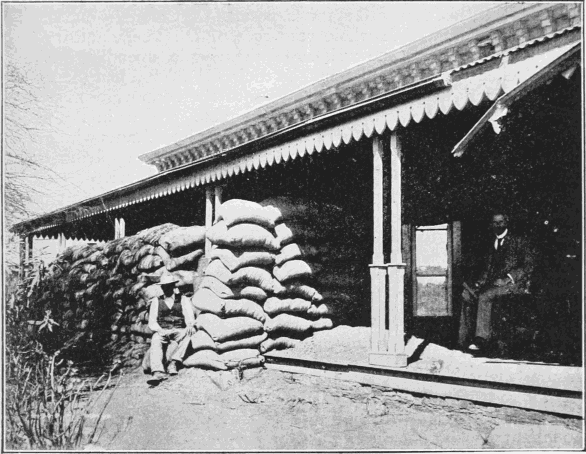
(147, 274, 196, 384)
(462, 213, 536, 355)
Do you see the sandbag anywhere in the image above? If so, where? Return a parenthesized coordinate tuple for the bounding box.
(154, 246, 172, 267)
(85, 283, 100, 297)
(199, 276, 234, 298)
(129, 282, 146, 297)
(222, 298, 267, 323)
(307, 304, 331, 317)
(136, 254, 163, 271)
(167, 249, 204, 272)
(196, 313, 264, 343)
(232, 286, 269, 302)
(274, 222, 338, 247)
(112, 287, 125, 299)
(229, 267, 279, 293)
(137, 223, 180, 245)
(138, 309, 149, 323)
(264, 313, 312, 334)
(119, 250, 134, 267)
(273, 282, 322, 301)
(183, 349, 227, 370)
(308, 300, 362, 324)
(275, 243, 320, 266)
(313, 290, 356, 304)
(259, 197, 319, 222)
(273, 260, 322, 283)
(158, 226, 206, 254)
(192, 288, 267, 323)
(207, 221, 279, 251)
(81, 263, 97, 274)
(209, 247, 275, 272)
(192, 288, 226, 315)
(189, 330, 216, 352)
(264, 297, 312, 316)
(225, 356, 265, 370)
(219, 348, 261, 363)
(215, 332, 268, 353)
(204, 259, 232, 284)
(311, 318, 334, 331)
(133, 244, 155, 264)
(217, 199, 280, 229)
(264, 314, 331, 333)
(259, 336, 300, 353)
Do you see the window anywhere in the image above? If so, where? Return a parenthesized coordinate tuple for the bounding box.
(412, 224, 452, 316)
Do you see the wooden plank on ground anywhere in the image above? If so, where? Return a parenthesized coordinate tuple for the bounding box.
(264, 362, 582, 417)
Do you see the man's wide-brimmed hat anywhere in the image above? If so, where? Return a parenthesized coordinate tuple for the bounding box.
(159, 274, 179, 286)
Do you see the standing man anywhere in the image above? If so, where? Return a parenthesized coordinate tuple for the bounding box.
(463, 213, 536, 354)
(147, 274, 196, 385)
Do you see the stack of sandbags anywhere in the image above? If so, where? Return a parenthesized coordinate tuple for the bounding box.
(186, 199, 280, 370)
(28, 222, 208, 372)
(51, 244, 111, 342)
(107, 223, 206, 359)
(259, 197, 370, 353)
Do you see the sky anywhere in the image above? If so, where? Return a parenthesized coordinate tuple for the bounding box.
(4, 1, 500, 219)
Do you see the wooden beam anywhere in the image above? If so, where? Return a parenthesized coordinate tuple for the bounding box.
(19, 236, 26, 280)
(389, 132, 402, 265)
(372, 136, 384, 264)
(205, 187, 213, 256)
(58, 233, 67, 254)
(264, 363, 582, 417)
(26, 234, 33, 264)
(370, 131, 407, 368)
(370, 136, 387, 355)
(214, 186, 223, 222)
(387, 132, 407, 366)
(119, 218, 126, 238)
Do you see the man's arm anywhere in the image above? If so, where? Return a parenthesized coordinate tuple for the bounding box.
(508, 237, 536, 288)
(148, 297, 164, 333)
(181, 295, 196, 336)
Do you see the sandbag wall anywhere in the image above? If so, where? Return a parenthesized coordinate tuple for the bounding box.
(30, 222, 206, 370)
(187, 197, 370, 370)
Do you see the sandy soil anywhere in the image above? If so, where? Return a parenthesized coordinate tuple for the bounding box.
(85, 364, 582, 451)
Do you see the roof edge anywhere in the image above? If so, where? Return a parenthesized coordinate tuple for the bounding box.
(138, 3, 556, 166)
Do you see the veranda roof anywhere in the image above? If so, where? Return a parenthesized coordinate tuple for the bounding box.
(11, 24, 582, 236)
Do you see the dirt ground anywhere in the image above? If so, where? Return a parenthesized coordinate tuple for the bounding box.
(84, 365, 583, 451)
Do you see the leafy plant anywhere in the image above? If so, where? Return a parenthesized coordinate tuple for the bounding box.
(5, 290, 122, 450)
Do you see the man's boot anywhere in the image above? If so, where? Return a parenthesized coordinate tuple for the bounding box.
(167, 361, 178, 376)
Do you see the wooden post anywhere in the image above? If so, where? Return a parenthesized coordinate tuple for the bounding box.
(58, 233, 67, 254)
(205, 187, 213, 256)
(369, 136, 388, 354)
(26, 234, 34, 265)
(214, 186, 223, 222)
(119, 218, 126, 238)
(387, 132, 407, 366)
(19, 236, 26, 280)
(370, 132, 408, 368)
(114, 218, 120, 239)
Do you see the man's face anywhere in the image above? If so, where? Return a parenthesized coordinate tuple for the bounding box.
(161, 284, 175, 295)
(491, 214, 508, 236)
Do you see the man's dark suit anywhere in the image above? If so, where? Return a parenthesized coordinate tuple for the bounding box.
(474, 233, 536, 340)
